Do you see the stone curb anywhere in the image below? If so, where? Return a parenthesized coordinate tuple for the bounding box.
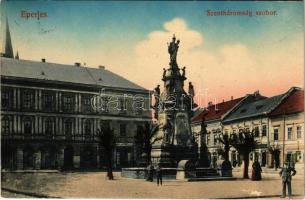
(1, 187, 60, 198)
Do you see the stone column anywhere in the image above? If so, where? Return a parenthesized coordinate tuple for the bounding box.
(17, 88, 20, 109)
(13, 88, 17, 109)
(34, 150, 41, 170)
(16, 148, 23, 170)
(35, 90, 39, 110)
(58, 149, 64, 169)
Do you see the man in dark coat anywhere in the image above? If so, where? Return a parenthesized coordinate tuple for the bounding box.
(279, 162, 296, 198)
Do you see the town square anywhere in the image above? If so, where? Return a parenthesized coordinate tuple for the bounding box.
(1, 0, 304, 199)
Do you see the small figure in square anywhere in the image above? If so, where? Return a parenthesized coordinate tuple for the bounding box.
(156, 164, 162, 186)
(279, 162, 296, 198)
(251, 158, 262, 181)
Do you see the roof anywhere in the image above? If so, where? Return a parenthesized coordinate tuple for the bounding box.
(269, 89, 304, 116)
(192, 97, 243, 123)
(222, 93, 285, 123)
(0, 57, 147, 91)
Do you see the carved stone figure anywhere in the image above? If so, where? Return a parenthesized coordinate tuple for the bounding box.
(181, 66, 186, 77)
(188, 82, 195, 97)
(163, 68, 166, 79)
(162, 118, 173, 144)
(168, 35, 180, 65)
(153, 85, 161, 119)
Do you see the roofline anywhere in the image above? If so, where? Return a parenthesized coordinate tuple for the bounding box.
(222, 87, 302, 124)
(221, 94, 250, 120)
(1, 75, 150, 94)
(269, 110, 304, 118)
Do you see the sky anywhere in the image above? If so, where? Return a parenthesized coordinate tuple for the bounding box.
(1, 1, 304, 107)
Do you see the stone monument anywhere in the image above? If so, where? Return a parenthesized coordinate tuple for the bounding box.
(151, 35, 198, 167)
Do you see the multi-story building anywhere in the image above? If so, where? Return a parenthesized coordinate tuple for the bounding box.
(191, 87, 304, 169)
(221, 87, 302, 168)
(1, 19, 152, 170)
(268, 88, 304, 167)
(191, 97, 244, 167)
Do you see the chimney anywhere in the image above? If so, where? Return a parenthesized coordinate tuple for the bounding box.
(41, 58, 46, 62)
(98, 65, 105, 69)
(231, 96, 234, 100)
(75, 62, 81, 67)
(254, 90, 260, 96)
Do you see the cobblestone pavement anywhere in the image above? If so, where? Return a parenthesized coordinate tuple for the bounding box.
(1, 171, 304, 199)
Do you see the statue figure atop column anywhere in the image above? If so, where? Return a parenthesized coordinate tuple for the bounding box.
(167, 34, 180, 67)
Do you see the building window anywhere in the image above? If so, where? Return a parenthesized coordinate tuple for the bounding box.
(84, 120, 92, 135)
(1, 116, 11, 134)
(213, 135, 217, 145)
(22, 90, 34, 109)
(287, 127, 292, 140)
(254, 126, 259, 137)
(274, 128, 279, 141)
(62, 94, 75, 112)
(206, 135, 210, 145)
(262, 125, 267, 136)
(64, 119, 73, 136)
(45, 118, 55, 135)
(1, 89, 12, 109)
(82, 95, 92, 113)
(120, 124, 127, 136)
(42, 92, 55, 111)
(297, 126, 302, 139)
(24, 118, 32, 135)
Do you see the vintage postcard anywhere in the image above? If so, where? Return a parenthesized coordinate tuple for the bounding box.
(1, 0, 304, 199)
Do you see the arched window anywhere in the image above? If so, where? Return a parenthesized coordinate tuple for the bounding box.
(22, 90, 34, 109)
(23, 117, 33, 135)
(64, 119, 73, 136)
(1, 89, 12, 109)
(1, 116, 11, 134)
(84, 120, 92, 135)
(45, 118, 55, 135)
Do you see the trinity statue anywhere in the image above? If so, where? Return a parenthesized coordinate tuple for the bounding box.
(151, 35, 198, 167)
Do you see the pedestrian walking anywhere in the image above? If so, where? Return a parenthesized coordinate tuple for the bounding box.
(251, 158, 262, 180)
(279, 162, 296, 198)
(156, 164, 162, 186)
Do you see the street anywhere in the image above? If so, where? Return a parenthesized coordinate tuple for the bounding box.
(1, 171, 304, 199)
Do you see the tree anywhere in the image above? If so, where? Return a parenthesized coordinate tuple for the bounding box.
(97, 125, 116, 180)
(217, 133, 232, 170)
(134, 122, 162, 165)
(229, 129, 258, 179)
(218, 133, 231, 162)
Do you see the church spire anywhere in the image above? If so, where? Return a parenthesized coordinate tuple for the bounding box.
(1, 16, 14, 58)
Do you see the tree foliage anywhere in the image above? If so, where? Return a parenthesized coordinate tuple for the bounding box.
(97, 125, 116, 180)
(134, 122, 162, 165)
(229, 129, 258, 179)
